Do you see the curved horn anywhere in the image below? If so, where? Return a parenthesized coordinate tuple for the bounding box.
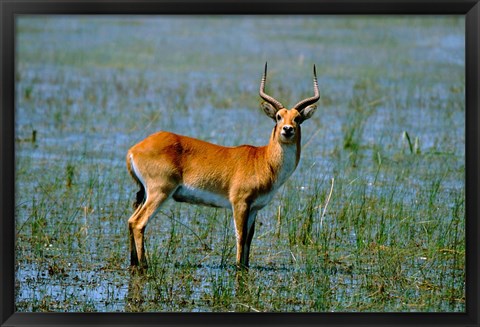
(293, 65, 320, 112)
(259, 62, 284, 110)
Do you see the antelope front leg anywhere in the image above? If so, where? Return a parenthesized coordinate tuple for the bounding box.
(243, 210, 258, 268)
(233, 202, 253, 269)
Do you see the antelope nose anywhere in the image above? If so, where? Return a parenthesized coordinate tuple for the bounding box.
(283, 125, 293, 134)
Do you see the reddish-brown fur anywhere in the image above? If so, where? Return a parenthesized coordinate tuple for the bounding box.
(127, 65, 319, 270)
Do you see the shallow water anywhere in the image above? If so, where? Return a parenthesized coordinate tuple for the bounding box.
(15, 16, 465, 312)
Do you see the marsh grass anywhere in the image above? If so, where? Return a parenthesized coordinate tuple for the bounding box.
(14, 16, 465, 312)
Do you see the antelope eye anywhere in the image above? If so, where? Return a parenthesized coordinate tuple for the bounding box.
(293, 116, 301, 124)
(276, 113, 282, 121)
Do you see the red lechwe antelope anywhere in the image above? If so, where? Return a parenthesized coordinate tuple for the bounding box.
(127, 63, 320, 270)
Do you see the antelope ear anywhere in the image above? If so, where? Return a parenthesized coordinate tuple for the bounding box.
(262, 102, 278, 121)
(300, 105, 317, 123)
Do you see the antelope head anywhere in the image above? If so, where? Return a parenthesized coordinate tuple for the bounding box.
(260, 62, 320, 144)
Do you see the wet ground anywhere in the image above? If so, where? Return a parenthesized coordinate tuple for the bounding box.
(15, 16, 465, 312)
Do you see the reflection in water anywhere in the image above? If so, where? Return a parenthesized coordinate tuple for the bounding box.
(126, 271, 146, 312)
(234, 270, 259, 312)
(125, 265, 259, 312)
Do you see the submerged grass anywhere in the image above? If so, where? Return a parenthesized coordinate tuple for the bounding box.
(15, 16, 465, 312)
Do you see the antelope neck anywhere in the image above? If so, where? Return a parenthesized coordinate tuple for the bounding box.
(264, 124, 301, 185)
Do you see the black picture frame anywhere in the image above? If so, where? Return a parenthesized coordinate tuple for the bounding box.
(1, 1, 479, 326)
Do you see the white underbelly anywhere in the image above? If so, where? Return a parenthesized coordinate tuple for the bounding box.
(251, 191, 276, 210)
(172, 183, 283, 211)
(172, 185, 231, 209)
